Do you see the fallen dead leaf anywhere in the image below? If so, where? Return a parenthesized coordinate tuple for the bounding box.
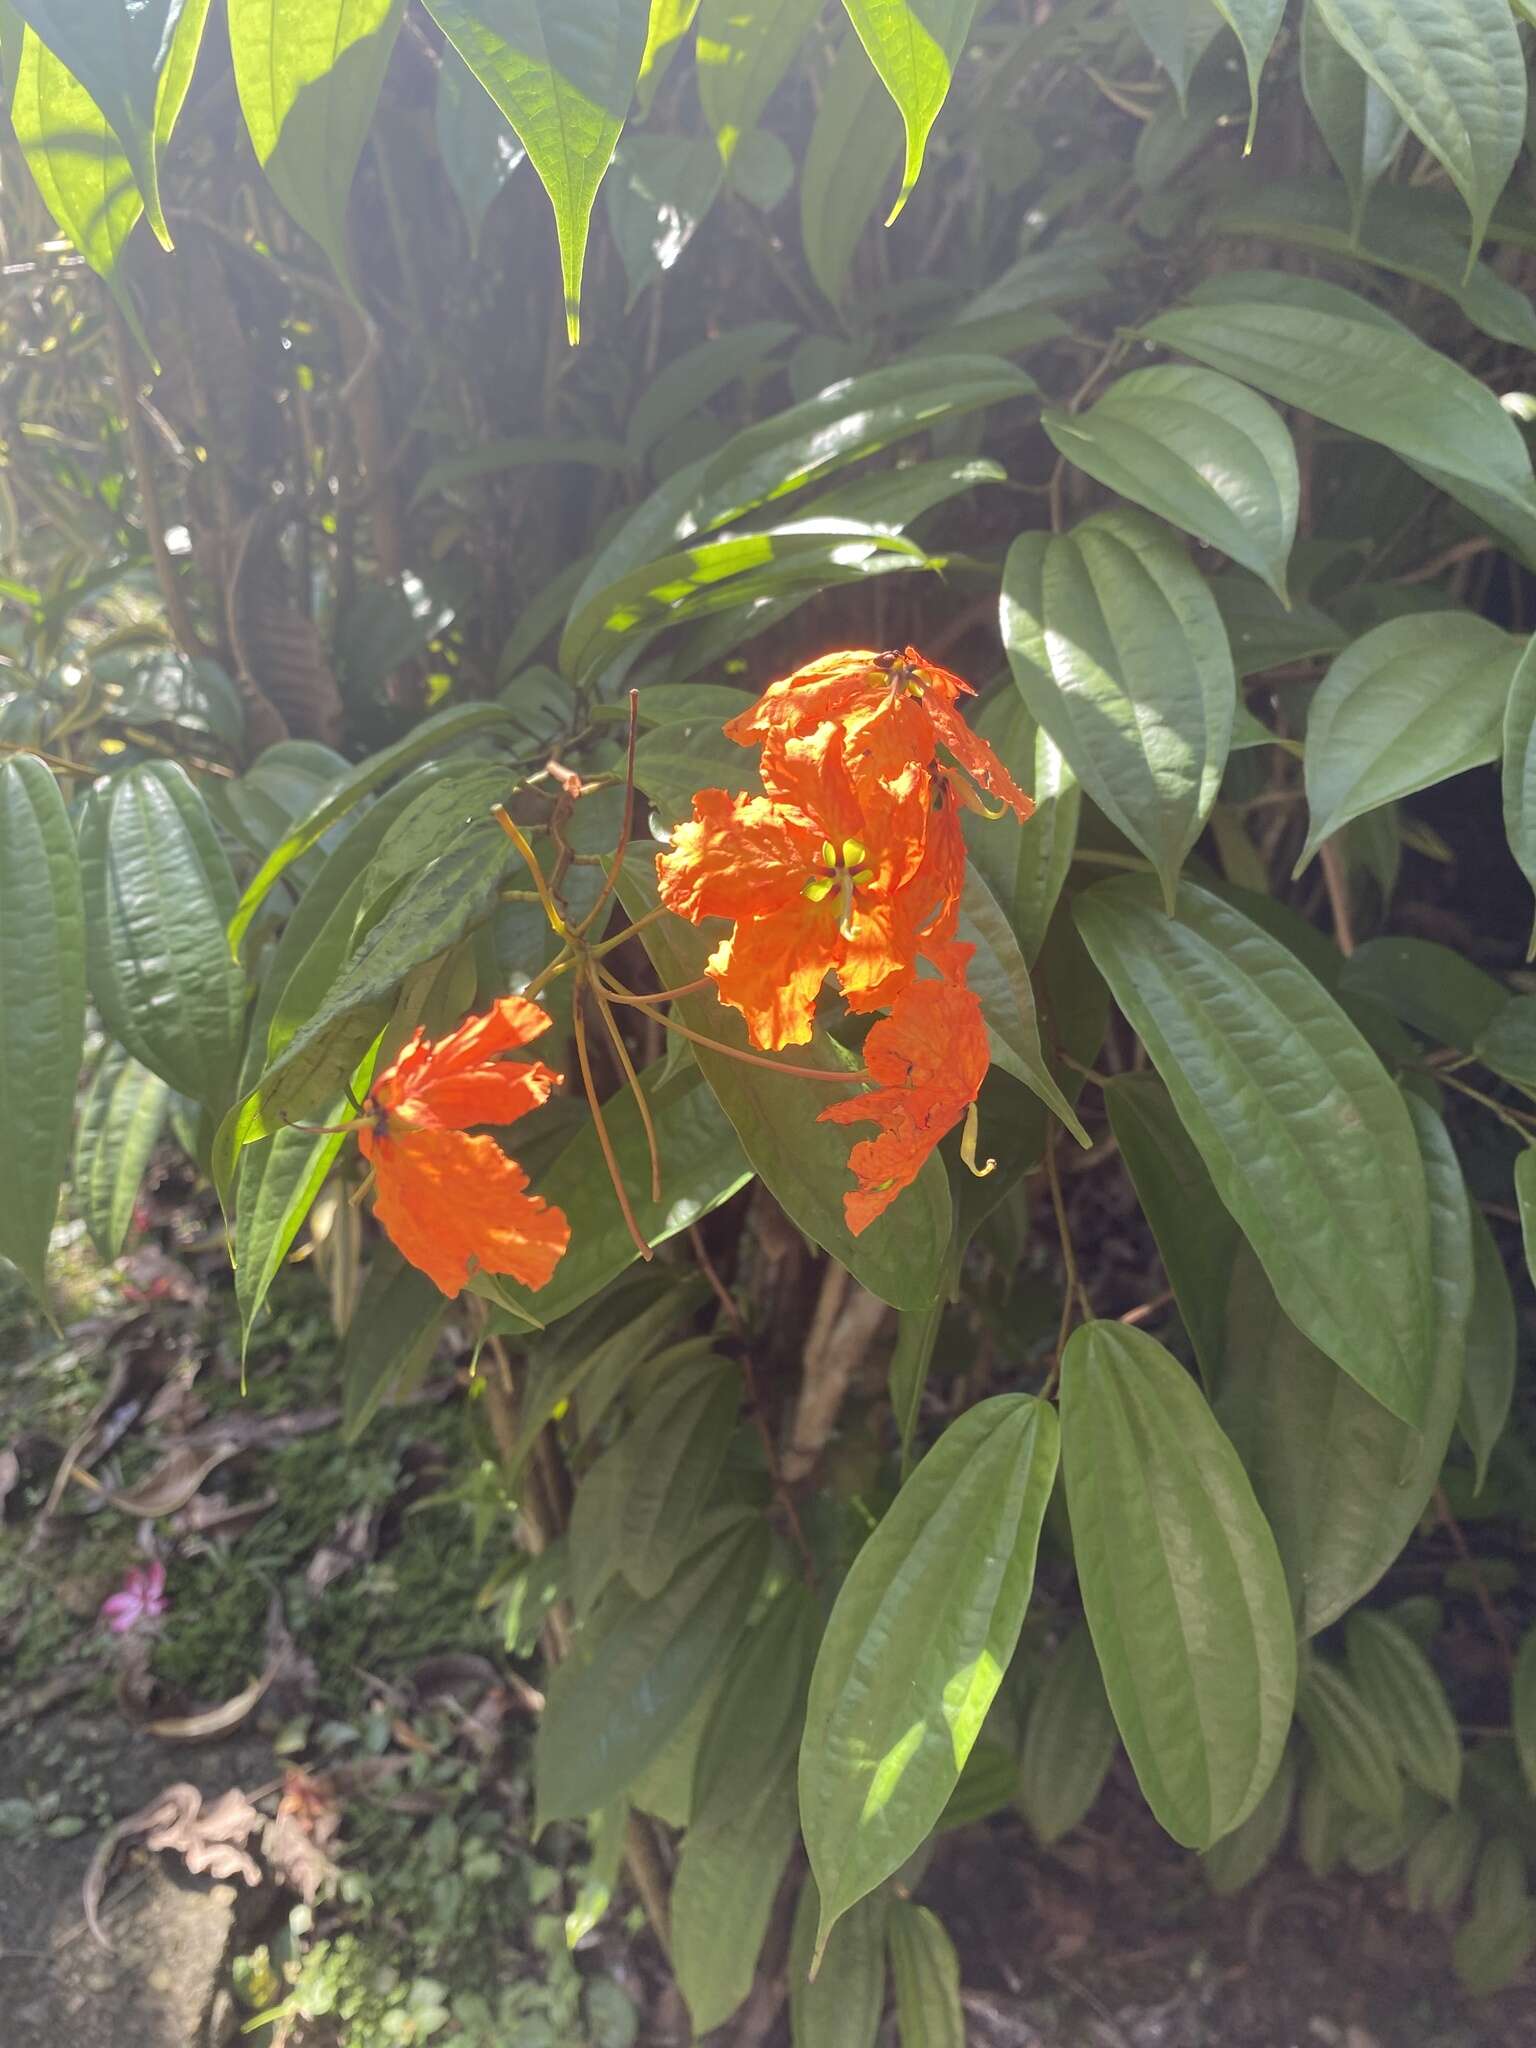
(102, 1437, 241, 1518)
(146, 1651, 286, 1742)
(263, 1769, 343, 1904)
(173, 1486, 279, 1539)
(84, 1783, 264, 1948)
(304, 1505, 378, 1594)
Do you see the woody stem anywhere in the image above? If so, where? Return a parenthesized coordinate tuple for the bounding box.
(572, 984, 654, 1262)
(595, 967, 866, 1084)
(592, 974, 663, 1203)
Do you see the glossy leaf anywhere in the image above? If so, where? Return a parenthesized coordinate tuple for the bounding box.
(1103, 1072, 1239, 1390)
(888, 1902, 964, 2048)
(1060, 1322, 1296, 1849)
(1311, 0, 1524, 257)
(696, 0, 822, 162)
(1077, 877, 1435, 1425)
(340, 1249, 448, 1442)
(1217, 1095, 1471, 1637)
(839, 0, 979, 222)
(1202, 1747, 1297, 1895)
(1301, 615, 1524, 866)
(436, 38, 524, 254)
(234, 1117, 351, 1354)
(80, 763, 244, 1114)
(672, 1763, 800, 2036)
(617, 1356, 740, 1597)
(789, 1876, 887, 2048)
(618, 859, 951, 1312)
(1001, 508, 1234, 911)
(73, 1045, 168, 1265)
(1296, 1656, 1403, 1823)
(536, 1516, 767, 1824)
(800, 1395, 1059, 1949)
(1017, 1620, 1118, 1846)
(229, 0, 404, 286)
(0, 755, 85, 1300)
(1458, 1206, 1516, 1494)
(1500, 638, 1536, 955)
(959, 867, 1089, 1146)
(1345, 1611, 1461, 1805)
(425, 1, 645, 342)
(1042, 366, 1297, 601)
(1299, 0, 1404, 231)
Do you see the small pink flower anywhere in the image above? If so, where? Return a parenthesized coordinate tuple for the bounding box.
(101, 1560, 169, 1635)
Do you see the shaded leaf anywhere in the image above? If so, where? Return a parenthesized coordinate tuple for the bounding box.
(1299, 0, 1404, 232)
(1017, 1619, 1118, 1846)
(692, 1581, 819, 1832)
(1202, 1746, 1297, 1895)
(1458, 1206, 1516, 1493)
(789, 1874, 887, 2048)
(696, 0, 822, 162)
(672, 1762, 799, 2036)
(1345, 1611, 1460, 1805)
(1296, 1656, 1403, 1823)
(74, 1045, 168, 1264)
(436, 37, 523, 255)
(887, 1902, 963, 2048)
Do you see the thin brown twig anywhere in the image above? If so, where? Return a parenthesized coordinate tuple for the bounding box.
(593, 981, 661, 1203)
(572, 988, 652, 1260)
(1434, 1484, 1516, 1677)
(596, 969, 863, 1082)
(1318, 837, 1356, 956)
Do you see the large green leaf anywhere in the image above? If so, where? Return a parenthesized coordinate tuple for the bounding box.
(10, 0, 211, 245)
(958, 868, 1089, 1147)
(427, 0, 647, 342)
(80, 763, 245, 1113)
(800, 28, 902, 305)
(1017, 1619, 1119, 1846)
(73, 1044, 169, 1264)
(964, 691, 1079, 968)
(228, 0, 404, 287)
(1076, 877, 1436, 1426)
(696, 0, 822, 161)
(1145, 286, 1536, 551)
(535, 1515, 767, 1824)
(1217, 1094, 1470, 1637)
(887, 1903, 964, 2048)
(1501, 639, 1536, 956)
(1042, 367, 1298, 601)
(573, 355, 1033, 625)
(1299, 0, 1403, 231)
(800, 1394, 1059, 1950)
(1311, 0, 1525, 258)
(0, 755, 85, 1301)
(1458, 1205, 1516, 1494)
(616, 1356, 740, 1597)
(1103, 1072, 1239, 1390)
(234, 1118, 351, 1354)
(1060, 1321, 1296, 1849)
(788, 1876, 887, 2048)
(1000, 508, 1235, 911)
(691, 1581, 818, 1831)
(672, 1761, 800, 2036)
(1301, 615, 1525, 866)
(838, 0, 980, 221)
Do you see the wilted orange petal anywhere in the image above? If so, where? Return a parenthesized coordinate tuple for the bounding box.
(656, 790, 819, 925)
(360, 1125, 569, 1296)
(374, 995, 563, 1132)
(708, 901, 844, 1050)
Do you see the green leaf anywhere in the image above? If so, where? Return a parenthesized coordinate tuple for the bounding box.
(0, 755, 85, 1301)
(1060, 1322, 1296, 1849)
(73, 1045, 168, 1264)
(672, 1762, 800, 2036)
(426, 0, 647, 342)
(1514, 1627, 1536, 1801)
(1405, 1808, 1481, 1913)
(800, 1395, 1059, 1949)
(228, 701, 518, 958)
(789, 1876, 887, 2048)
(1345, 1611, 1461, 1805)
(1206, 0, 1284, 148)
(234, 1116, 350, 1355)
(1458, 1205, 1516, 1494)
(1339, 935, 1508, 1050)
(1453, 1840, 1536, 1997)
(80, 763, 244, 1114)
(535, 1515, 767, 1825)
(10, 26, 145, 326)
(637, 0, 699, 114)
(1311, 0, 1525, 259)
(514, 1274, 705, 1468)
(341, 1248, 448, 1442)
(1300, 615, 1524, 867)
(889, 1300, 942, 1482)
(228, 0, 405, 287)
(575, 355, 1033, 626)
(1501, 638, 1536, 955)
(626, 321, 793, 464)
(617, 860, 952, 1313)
(1074, 876, 1436, 1427)
(1121, 0, 1224, 110)
(1299, 0, 1403, 231)
(1213, 572, 1348, 677)
(1103, 1072, 1239, 1390)
(1017, 1619, 1118, 1846)
(9, 0, 210, 246)
(436, 38, 523, 255)
(603, 133, 722, 304)
(1000, 508, 1234, 911)
(1516, 1150, 1536, 1290)
(617, 1357, 741, 1597)
(959, 868, 1089, 1147)
(838, 0, 979, 223)
(1144, 287, 1536, 546)
(1474, 997, 1536, 1096)
(487, 1064, 749, 1328)
(696, 0, 822, 162)
(964, 691, 1079, 968)
(1042, 367, 1297, 602)
(1202, 1746, 1297, 1895)
(1216, 1095, 1471, 1638)
(692, 1581, 818, 1832)
(1296, 1656, 1403, 1823)
(887, 1903, 963, 2048)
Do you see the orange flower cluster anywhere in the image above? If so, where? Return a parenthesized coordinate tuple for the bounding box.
(658, 648, 1032, 1231)
(357, 996, 570, 1296)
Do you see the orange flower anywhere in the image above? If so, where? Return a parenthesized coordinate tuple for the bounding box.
(656, 720, 946, 1049)
(357, 996, 570, 1297)
(819, 975, 991, 1234)
(724, 646, 1036, 825)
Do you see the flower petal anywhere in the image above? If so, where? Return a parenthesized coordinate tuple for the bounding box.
(708, 900, 843, 1049)
(657, 789, 818, 924)
(364, 1126, 570, 1296)
(373, 996, 564, 1132)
